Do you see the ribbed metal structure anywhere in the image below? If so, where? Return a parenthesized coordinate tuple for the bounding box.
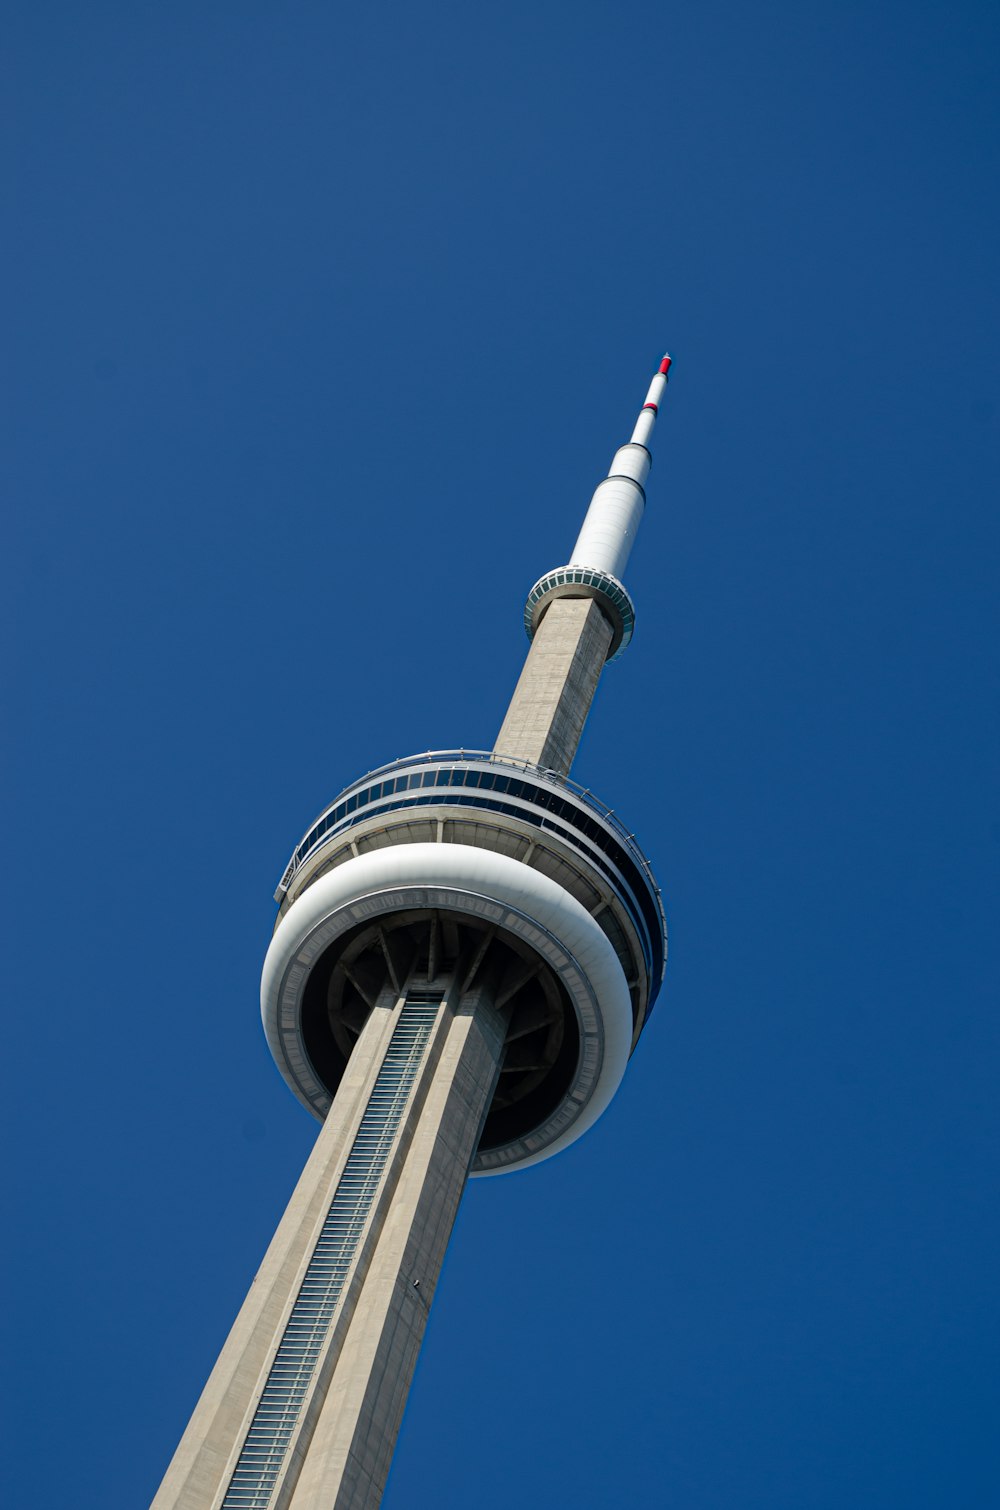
(220, 1000, 440, 1508)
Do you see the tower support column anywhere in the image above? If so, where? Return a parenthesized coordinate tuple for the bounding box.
(152, 975, 506, 1510)
(494, 595, 613, 773)
(290, 984, 505, 1509)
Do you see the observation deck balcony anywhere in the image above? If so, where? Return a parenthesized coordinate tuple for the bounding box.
(276, 749, 666, 1019)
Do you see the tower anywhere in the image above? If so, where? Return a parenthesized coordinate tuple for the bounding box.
(152, 354, 673, 1509)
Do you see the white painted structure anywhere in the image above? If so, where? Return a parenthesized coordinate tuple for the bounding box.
(569, 355, 671, 577)
(261, 843, 634, 1174)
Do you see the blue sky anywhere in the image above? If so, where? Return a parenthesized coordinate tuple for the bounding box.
(4, 3, 999, 1506)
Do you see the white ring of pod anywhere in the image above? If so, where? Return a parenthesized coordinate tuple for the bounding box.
(260, 844, 634, 1175)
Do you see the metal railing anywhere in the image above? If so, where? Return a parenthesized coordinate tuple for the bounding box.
(278, 749, 662, 905)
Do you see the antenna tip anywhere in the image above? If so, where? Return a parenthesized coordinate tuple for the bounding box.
(658, 354, 673, 377)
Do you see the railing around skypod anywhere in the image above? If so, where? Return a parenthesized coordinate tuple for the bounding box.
(275, 750, 666, 990)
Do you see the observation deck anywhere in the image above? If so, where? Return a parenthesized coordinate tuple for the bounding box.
(263, 751, 667, 1174)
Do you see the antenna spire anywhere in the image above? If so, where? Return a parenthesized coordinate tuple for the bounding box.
(630, 352, 673, 447)
(568, 352, 672, 581)
(499, 353, 675, 772)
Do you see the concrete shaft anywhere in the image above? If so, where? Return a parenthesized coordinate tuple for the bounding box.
(494, 596, 614, 775)
(151, 980, 505, 1510)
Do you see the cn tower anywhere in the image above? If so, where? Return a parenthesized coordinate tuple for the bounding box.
(153, 354, 674, 1510)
